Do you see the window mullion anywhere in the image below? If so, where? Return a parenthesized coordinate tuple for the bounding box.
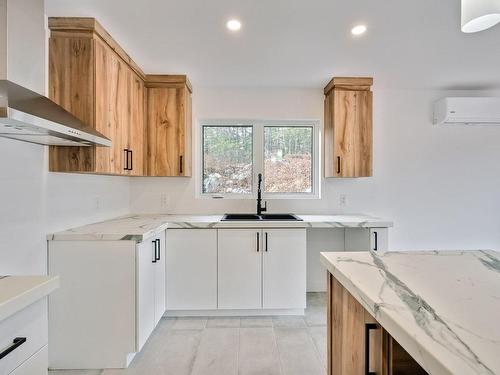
(253, 123, 264, 197)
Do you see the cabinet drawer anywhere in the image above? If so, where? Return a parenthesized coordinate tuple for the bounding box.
(0, 299, 47, 375)
(9, 345, 47, 375)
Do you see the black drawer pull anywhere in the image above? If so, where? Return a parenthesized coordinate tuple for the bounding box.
(0, 337, 27, 360)
(373, 231, 378, 251)
(256, 232, 260, 252)
(155, 239, 161, 261)
(152, 240, 157, 263)
(365, 323, 378, 375)
(265, 232, 268, 252)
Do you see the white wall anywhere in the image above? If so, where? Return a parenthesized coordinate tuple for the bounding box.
(130, 87, 500, 251)
(0, 0, 130, 275)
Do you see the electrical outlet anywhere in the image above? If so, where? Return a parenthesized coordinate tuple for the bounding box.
(339, 194, 347, 207)
(160, 193, 169, 209)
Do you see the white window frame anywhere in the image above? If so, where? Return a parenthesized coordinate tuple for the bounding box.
(197, 119, 321, 200)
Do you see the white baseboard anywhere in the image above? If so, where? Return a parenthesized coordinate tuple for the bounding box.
(164, 308, 305, 317)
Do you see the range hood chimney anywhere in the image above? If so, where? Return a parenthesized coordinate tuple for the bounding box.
(0, 0, 110, 147)
(0, 80, 111, 146)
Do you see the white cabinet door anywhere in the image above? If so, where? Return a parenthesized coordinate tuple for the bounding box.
(154, 232, 166, 325)
(8, 345, 47, 375)
(136, 238, 156, 351)
(370, 228, 388, 253)
(218, 229, 262, 309)
(262, 229, 306, 309)
(166, 229, 217, 310)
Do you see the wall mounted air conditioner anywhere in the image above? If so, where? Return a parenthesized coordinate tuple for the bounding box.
(433, 97, 500, 125)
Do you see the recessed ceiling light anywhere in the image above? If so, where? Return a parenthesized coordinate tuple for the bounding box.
(461, 0, 500, 33)
(351, 24, 367, 36)
(226, 19, 242, 31)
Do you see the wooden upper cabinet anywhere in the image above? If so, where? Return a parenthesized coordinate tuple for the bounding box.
(324, 77, 373, 178)
(47, 18, 190, 177)
(145, 75, 192, 177)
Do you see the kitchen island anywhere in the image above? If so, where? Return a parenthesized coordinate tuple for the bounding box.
(320, 250, 500, 375)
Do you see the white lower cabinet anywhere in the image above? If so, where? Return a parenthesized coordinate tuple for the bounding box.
(218, 228, 306, 311)
(136, 232, 166, 351)
(166, 229, 217, 310)
(345, 227, 389, 253)
(263, 229, 306, 309)
(8, 345, 47, 375)
(218, 230, 262, 309)
(0, 300, 48, 375)
(48, 231, 166, 369)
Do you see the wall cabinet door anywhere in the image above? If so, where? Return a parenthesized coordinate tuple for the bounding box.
(154, 232, 166, 326)
(262, 229, 306, 309)
(127, 74, 145, 176)
(166, 229, 217, 310)
(146, 85, 192, 176)
(136, 238, 156, 351)
(218, 229, 262, 309)
(324, 77, 373, 178)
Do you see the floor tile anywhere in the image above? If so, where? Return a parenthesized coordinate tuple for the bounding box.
(272, 316, 307, 328)
(101, 328, 201, 375)
(309, 326, 328, 370)
(304, 306, 327, 326)
(240, 317, 273, 327)
(238, 328, 281, 375)
(275, 328, 325, 375)
(191, 328, 239, 375)
(171, 317, 207, 330)
(206, 317, 241, 328)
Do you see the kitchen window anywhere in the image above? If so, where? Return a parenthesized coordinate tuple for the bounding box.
(200, 120, 320, 199)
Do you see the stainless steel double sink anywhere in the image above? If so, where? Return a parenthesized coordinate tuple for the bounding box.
(221, 213, 303, 221)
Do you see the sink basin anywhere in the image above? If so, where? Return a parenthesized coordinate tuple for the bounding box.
(221, 213, 302, 221)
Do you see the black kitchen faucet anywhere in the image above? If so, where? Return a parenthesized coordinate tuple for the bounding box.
(257, 173, 267, 215)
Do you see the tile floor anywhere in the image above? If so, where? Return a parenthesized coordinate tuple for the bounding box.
(49, 293, 327, 375)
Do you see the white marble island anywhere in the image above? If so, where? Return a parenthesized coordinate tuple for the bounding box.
(320, 250, 500, 375)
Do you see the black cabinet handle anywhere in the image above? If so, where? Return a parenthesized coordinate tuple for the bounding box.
(123, 149, 129, 171)
(256, 232, 260, 252)
(155, 239, 161, 261)
(373, 231, 378, 251)
(365, 323, 378, 375)
(337, 156, 341, 174)
(179, 155, 183, 174)
(152, 240, 157, 263)
(0, 337, 27, 360)
(129, 150, 133, 171)
(265, 232, 268, 252)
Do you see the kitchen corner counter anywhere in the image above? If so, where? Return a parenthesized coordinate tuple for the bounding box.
(47, 214, 393, 242)
(0, 275, 59, 322)
(320, 250, 500, 375)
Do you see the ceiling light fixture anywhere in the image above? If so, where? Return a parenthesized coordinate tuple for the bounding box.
(226, 19, 242, 31)
(462, 0, 500, 33)
(351, 24, 367, 36)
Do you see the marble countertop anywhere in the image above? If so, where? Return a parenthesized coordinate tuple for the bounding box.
(47, 214, 393, 242)
(0, 275, 60, 322)
(320, 250, 500, 375)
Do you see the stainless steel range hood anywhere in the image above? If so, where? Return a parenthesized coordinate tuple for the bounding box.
(0, 80, 111, 146)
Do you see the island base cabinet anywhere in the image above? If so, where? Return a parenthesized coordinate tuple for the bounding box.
(166, 229, 217, 310)
(327, 273, 427, 375)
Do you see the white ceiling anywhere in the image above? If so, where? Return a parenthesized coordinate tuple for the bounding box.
(45, 0, 500, 90)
